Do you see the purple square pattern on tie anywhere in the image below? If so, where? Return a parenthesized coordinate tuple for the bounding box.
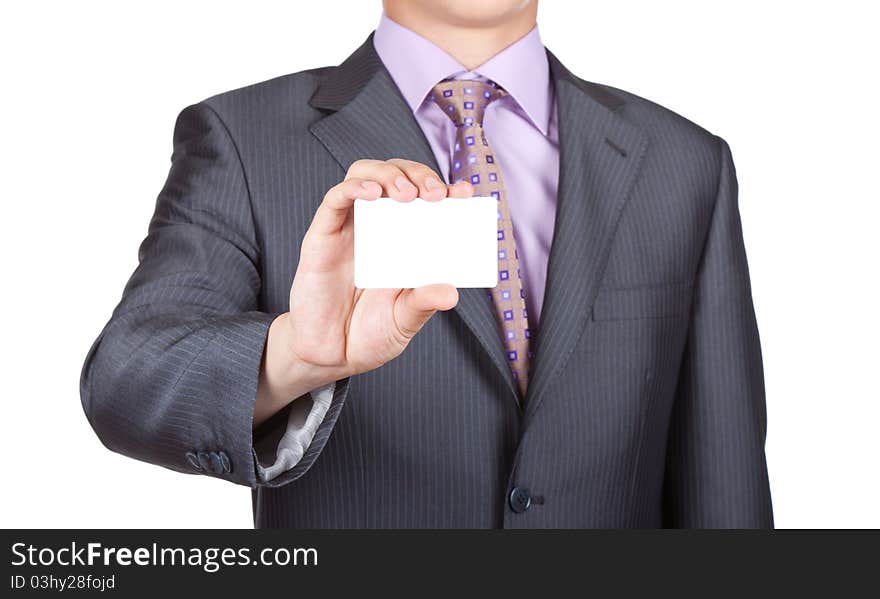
(431, 78, 531, 398)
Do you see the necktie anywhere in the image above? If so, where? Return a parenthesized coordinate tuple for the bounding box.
(432, 79, 531, 399)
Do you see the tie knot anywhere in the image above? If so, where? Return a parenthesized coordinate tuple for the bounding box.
(431, 79, 506, 128)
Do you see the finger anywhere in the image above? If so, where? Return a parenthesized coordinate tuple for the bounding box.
(447, 179, 475, 198)
(393, 284, 459, 339)
(347, 159, 417, 202)
(310, 178, 381, 235)
(388, 158, 448, 202)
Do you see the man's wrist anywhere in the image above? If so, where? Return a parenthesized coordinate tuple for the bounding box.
(254, 313, 343, 426)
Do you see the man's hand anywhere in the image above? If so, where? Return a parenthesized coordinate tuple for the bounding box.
(254, 159, 473, 426)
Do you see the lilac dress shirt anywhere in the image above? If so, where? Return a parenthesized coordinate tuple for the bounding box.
(257, 14, 560, 481)
(374, 14, 559, 324)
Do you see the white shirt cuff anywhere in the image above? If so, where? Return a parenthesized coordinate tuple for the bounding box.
(256, 382, 335, 481)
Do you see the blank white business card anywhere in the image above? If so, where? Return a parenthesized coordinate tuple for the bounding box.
(354, 196, 498, 288)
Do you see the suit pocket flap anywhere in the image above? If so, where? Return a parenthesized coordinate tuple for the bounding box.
(592, 282, 693, 321)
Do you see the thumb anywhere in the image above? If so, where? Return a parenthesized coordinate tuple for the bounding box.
(393, 284, 459, 340)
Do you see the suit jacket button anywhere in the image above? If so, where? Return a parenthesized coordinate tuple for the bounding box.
(196, 451, 212, 471)
(509, 487, 531, 514)
(218, 451, 231, 473)
(209, 451, 224, 474)
(185, 451, 202, 471)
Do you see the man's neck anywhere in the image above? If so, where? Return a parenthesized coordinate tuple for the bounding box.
(382, 3, 538, 70)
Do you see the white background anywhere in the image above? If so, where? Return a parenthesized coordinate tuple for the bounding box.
(1, 1, 877, 528)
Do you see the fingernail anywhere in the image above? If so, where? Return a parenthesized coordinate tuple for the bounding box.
(424, 177, 443, 190)
(360, 181, 379, 192)
(394, 175, 415, 192)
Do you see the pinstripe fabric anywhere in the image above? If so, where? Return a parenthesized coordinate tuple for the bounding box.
(81, 35, 772, 528)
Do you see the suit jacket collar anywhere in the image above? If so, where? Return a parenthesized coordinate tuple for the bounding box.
(309, 36, 649, 414)
(310, 35, 385, 112)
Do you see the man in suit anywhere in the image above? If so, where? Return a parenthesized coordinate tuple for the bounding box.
(81, 0, 773, 528)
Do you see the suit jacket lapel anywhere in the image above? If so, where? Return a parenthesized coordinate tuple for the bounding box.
(308, 36, 519, 403)
(525, 52, 649, 417)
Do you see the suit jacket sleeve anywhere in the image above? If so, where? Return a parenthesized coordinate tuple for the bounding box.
(662, 137, 774, 528)
(79, 102, 341, 488)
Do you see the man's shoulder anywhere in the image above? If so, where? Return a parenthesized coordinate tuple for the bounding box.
(570, 76, 728, 185)
(197, 66, 332, 127)
(575, 77, 723, 153)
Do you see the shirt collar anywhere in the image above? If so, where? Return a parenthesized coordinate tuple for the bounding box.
(372, 13, 552, 135)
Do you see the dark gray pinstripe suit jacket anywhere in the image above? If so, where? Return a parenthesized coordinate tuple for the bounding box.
(81, 36, 773, 528)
